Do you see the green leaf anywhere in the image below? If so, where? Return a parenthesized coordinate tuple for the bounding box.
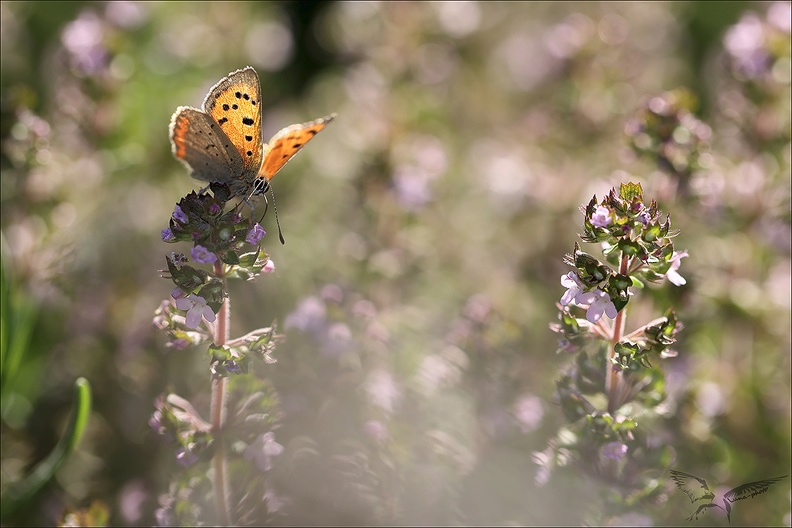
(1, 233, 39, 395)
(619, 182, 643, 202)
(617, 239, 644, 257)
(238, 248, 263, 268)
(165, 256, 209, 293)
(219, 250, 240, 266)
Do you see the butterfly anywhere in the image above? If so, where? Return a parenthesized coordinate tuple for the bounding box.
(169, 66, 335, 204)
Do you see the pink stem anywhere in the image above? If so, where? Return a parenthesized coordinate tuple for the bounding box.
(606, 254, 629, 414)
(211, 261, 231, 525)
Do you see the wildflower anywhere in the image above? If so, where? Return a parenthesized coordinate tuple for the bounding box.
(174, 294, 216, 329)
(579, 289, 618, 323)
(167, 338, 190, 351)
(225, 360, 240, 374)
(590, 205, 612, 227)
(172, 204, 188, 224)
(601, 441, 628, 460)
(170, 287, 186, 300)
(175, 446, 198, 467)
(190, 245, 217, 265)
(161, 228, 175, 242)
(246, 223, 267, 245)
(262, 259, 276, 273)
(149, 410, 165, 435)
(560, 272, 586, 306)
(666, 250, 688, 286)
(244, 432, 284, 472)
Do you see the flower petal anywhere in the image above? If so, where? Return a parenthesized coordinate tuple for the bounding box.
(184, 307, 202, 329)
(202, 305, 217, 323)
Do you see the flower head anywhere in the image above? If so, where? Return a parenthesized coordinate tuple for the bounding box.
(190, 245, 218, 265)
(161, 228, 175, 242)
(667, 250, 688, 286)
(246, 223, 267, 245)
(601, 441, 628, 461)
(172, 204, 188, 224)
(590, 205, 612, 228)
(175, 446, 198, 467)
(244, 432, 284, 472)
(578, 289, 618, 323)
(174, 294, 216, 329)
(262, 259, 276, 273)
(560, 272, 586, 306)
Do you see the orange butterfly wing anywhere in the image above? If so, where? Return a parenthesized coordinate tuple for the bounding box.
(202, 67, 263, 180)
(258, 114, 336, 181)
(170, 106, 245, 183)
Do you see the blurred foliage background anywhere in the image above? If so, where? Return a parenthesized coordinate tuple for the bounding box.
(1, 1, 790, 526)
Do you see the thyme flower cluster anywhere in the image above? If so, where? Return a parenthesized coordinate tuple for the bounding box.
(539, 183, 685, 517)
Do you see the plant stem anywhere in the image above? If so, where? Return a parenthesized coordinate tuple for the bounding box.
(211, 262, 231, 525)
(606, 254, 629, 414)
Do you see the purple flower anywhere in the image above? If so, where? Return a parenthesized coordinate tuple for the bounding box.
(226, 360, 240, 374)
(578, 289, 618, 323)
(560, 272, 586, 306)
(246, 223, 267, 245)
(149, 410, 165, 434)
(591, 205, 612, 228)
(170, 287, 186, 300)
(191, 245, 218, 264)
(667, 250, 688, 286)
(172, 204, 188, 224)
(167, 338, 190, 350)
(161, 228, 175, 241)
(174, 294, 216, 329)
(175, 446, 198, 467)
(209, 203, 221, 215)
(244, 432, 284, 472)
(601, 441, 628, 461)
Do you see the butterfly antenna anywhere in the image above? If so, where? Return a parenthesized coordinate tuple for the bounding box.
(269, 185, 285, 245)
(257, 192, 269, 224)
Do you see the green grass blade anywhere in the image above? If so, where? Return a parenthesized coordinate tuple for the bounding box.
(0, 377, 92, 518)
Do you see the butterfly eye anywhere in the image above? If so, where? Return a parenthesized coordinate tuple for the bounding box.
(252, 178, 270, 195)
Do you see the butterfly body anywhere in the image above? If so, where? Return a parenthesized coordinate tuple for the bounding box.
(170, 66, 334, 199)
